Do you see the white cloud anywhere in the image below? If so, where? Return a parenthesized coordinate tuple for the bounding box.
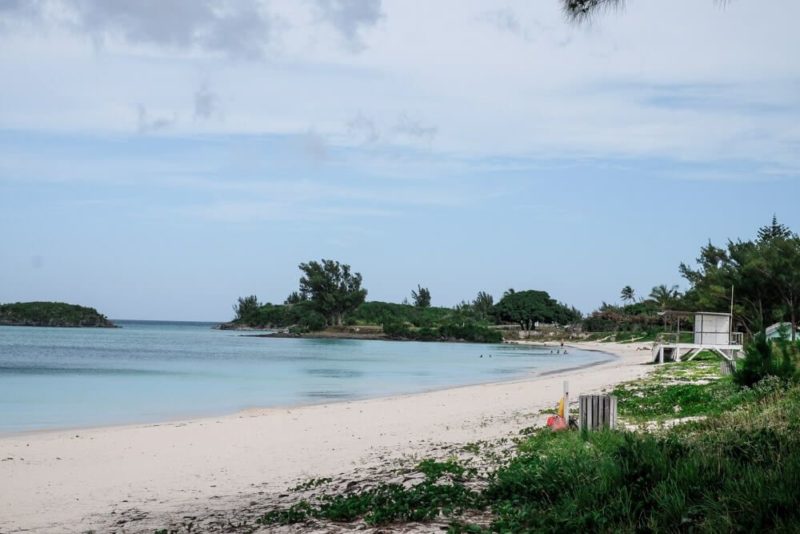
(0, 0, 798, 178)
(311, 0, 383, 51)
(1, 0, 278, 59)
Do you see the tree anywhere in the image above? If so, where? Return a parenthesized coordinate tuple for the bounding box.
(284, 291, 306, 305)
(760, 233, 800, 341)
(649, 284, 680, 329)
(411, 285, 431, 308)
(473, 291, 494, 321)
(233, 295, 259, 322)
(298, 259, 367, 326)
(758, 214, 793, 242)
(620, 286, 636, 305)
(494, 290, 579, 336)
(649, 284, 679, 310)
(680, 218, 800, 339)
(453, 300, 474, 320)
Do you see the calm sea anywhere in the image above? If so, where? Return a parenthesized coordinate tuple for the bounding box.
(0, 320, 612, 433)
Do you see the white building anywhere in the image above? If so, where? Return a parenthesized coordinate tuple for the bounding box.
(652, 311, 743, 363)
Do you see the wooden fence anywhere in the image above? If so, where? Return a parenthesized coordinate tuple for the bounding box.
(579, 394, 617, 431)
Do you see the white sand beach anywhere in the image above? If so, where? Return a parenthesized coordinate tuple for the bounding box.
(0, 342, 652, 532)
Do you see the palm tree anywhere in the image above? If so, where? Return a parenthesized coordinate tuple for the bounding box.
(649, 284, 680, 310)
(620, 285, 635, 305)
(650, 284, 680, 329)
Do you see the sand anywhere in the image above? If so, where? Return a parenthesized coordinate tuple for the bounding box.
(0, 342, 652, 532)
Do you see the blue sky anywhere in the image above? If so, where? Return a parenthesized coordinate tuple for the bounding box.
(1, 0, 799, 321)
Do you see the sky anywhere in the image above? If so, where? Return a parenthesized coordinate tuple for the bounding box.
(1, 0, 799, 321)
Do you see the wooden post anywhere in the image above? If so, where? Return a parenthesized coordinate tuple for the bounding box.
(562, 380, 569, 420)
(720, 359, 736, 376)
(579, 394, 617, 431)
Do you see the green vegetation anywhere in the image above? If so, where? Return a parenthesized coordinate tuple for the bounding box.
(350, 300, 454, 327)
(493, 289, 581, 336)
(411, 284, 431, 308)
(258, 351, 800, 532)
(232, 295, 259, 321)
(257, 459, 482, 527)
(585, 218, 800, 342)
(298, 259, 367, 326)
(680, 217, 800, 339)
(0, 301, 114, 328)
(611, 351, 787, 422)
(734, 330, 799, 387)
(620, 284, 635, 304)
(382, 316, 503, 343)
(485, 396, 800, 533)
(582, 299, 664, 334)
(229, 260, 578, 343)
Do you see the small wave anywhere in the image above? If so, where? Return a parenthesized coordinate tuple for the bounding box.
(305, 368, 363, 379)
(0, 364, 178, 376)
(303, 391, 353, 399)
(490, 368, 520, 375)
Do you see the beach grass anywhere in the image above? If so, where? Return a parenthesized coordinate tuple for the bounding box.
(257, 357, 800, 532)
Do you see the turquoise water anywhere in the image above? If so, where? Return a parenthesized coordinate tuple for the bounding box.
(0, 321, 611, 433)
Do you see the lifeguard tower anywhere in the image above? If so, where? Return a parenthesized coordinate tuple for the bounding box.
(652, 311, 743, 364)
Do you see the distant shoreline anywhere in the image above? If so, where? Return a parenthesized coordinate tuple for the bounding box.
(221, 322, 511, 344)
(0, 322, 118, 328)
(0, 301, 116, 328)
(251, 330, 387, 341)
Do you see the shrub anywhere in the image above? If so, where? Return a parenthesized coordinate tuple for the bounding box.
(734, 331, 798, 387)
(438, 322, 502, 343)
(382, 319, 411, 338)
(299, 311, 327, 332)
(257, 378, 800, 532)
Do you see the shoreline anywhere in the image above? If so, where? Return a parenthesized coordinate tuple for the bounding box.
(0, 341, 651, 533)
(0, 345, 614, 440)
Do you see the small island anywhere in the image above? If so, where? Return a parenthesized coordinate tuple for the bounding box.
(0, 301, 116, 328)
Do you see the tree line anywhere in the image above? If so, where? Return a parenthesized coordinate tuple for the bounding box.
(586, 217, 800, 341)
(231, 260, 581, 342)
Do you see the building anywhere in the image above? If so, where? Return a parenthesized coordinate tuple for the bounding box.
(652, 311, 743, 363)
(766, 322, 798, 341)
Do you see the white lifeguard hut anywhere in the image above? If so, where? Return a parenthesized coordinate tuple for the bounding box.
(652, 311, 743, 364)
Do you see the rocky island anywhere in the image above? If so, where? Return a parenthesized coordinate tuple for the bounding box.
(0, 301, 116, 328)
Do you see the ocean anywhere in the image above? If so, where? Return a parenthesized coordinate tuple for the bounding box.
(0, 320, 612, 433)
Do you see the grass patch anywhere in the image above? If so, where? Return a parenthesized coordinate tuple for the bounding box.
(257, 459, 482, 527)
(485, 401, 800, 532)
(611, 356, 786, 423)
(258, 361, 800, 532)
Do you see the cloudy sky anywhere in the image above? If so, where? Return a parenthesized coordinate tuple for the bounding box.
(1, 0, 798, 321)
